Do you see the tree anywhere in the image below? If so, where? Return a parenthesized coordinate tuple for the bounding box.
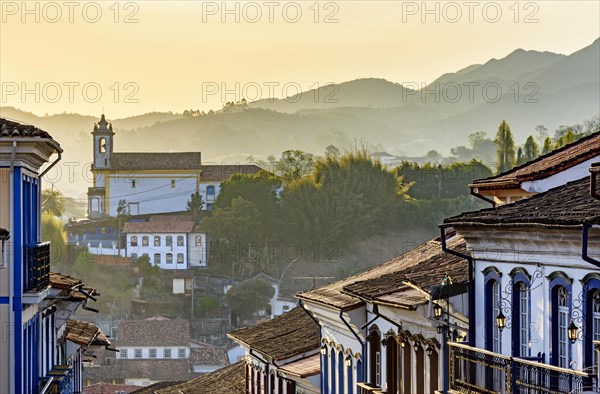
(535, 125, 548, 145)
(186, 192, 204, 223)
(425, 150, 443, 163)
(523, 135, 540, 162)
(494, 120, 516, 173)
(41, 213, 66, 265)
(225, 279, 275, 322)
(325, 145, 340, 159)
(42, 188, 65, 217)
(468, 131, 487, 148)
(542, 137, 554, 155)
(116, 199, 130, 217)
(555, 129, 577, 148)
(275, 150, 315, 183)
(516, 147, 525, 166)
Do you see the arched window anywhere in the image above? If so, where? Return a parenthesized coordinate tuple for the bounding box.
(256, 369, 261, 394)
(429, 347, 439, 393)
(415, 343, 425, 394)
(385, 336, 397, 393)
(368, 329, 381, 387)
(99, 137, 106, 153)
(583, 275, 600, 371)
(177, 235, 184, 246)
(549, 272, 572, 369)
(346, 353, 353, 394)
(207, 185, 216, 201)
(337, 350, 344, 393)
(321, 344, 329, 393)
(270, 372, 275, 394)
(153, 254, 161, 265)
(142, 236, 149, 246)
(401, 338, 412, 393)
(510, 269, 531, 358)
(329, 346, 335, 392)
(166, 253, 173, 264)
(154, 236, 161, 247)
(484, 268, 502, 353)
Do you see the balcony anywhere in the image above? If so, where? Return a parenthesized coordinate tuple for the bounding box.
(357, 383, 384, 394)
(23, 242, 50, 294)
(449, 342, 597, 394)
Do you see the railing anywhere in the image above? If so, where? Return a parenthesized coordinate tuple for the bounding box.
(356, 382, 384, 394)
(23, 242, 50, 293)
(450, 342, 597, 394)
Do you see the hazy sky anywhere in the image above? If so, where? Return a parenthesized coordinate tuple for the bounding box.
(1, 1, 598, 118)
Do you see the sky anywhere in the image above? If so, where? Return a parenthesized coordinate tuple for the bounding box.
(1, 0, 599, 118)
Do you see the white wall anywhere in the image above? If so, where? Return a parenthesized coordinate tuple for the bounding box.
(187, 233, 208, 267)
(126, 233, 188, 270)
(522, 157, 599, 194)
(117, 346, 190, 359)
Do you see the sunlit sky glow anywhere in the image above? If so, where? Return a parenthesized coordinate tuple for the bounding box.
(1, 1, 599, 118)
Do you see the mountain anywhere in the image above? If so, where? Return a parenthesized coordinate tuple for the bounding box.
(1, 38, 598, 201)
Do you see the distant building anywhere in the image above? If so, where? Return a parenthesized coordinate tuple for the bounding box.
(224, 273, 296, 319)
(123, 215, 208, 269)
(369, 151, 400, 167)
(87, 115, 261, 219)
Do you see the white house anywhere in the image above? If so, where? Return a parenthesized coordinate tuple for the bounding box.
(224, 273, 296, 318)
(370, 152, 400, 167)
(123, 216, 208, 269)
(87, 115, 261, 218)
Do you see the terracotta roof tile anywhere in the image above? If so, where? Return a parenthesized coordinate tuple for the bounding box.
(66, 319, 111, 347)
(117, 319, 190, 347)
(153, 361, 246, 394)
(343, 237, 468, 306)
(472, 132, 600, 189)
(190, 346, 229, 366)
(279, 354, 320, 378)
(446, 176, 600, 226)
(130, 381, 183, 394)
(297, 237, 462, 309)
(200, 164, 262, 181)
(228, 307, 319, 360)
(123, 220, 195, 234)
(0, 117, 56, 140)
(118, 360, 195, 382)
(111, 152, 201, 171)
(83, 382, 139, 394)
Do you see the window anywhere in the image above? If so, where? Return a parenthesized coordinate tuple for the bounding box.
(154, 236, 161, 247)
(177, 236, 184, 246)
(142, 236, 149, 246)
(518, 282, 529, 357)
(131, 179, 136, 188)
(130, 236, 138, 247)
(154, 254, 161, 265)
(282, 305, 289, 311)
(134, 349, 142, 359)
(368, 329, 381, 387)
(164, 348, 171, 358)
(385, 336, 397, 393)
(149, 348, 157, 358)
(492, 281, 501, 353)
(166, 236, 173, 247)
(121, 349, 128, 359)
(171, 179, 176, 188)
(178, 348, 186, 358)
(557, 286, 569, 368)
(593, 290, 600, 341)
(206, 185, 216, 201)
(177, 253, 184, 263)
(166, 253, 173, 264)
(195, 235, 202, 246)
(206, 203, 213, 211)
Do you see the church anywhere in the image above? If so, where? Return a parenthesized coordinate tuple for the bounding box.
(87, 115, 260, 219)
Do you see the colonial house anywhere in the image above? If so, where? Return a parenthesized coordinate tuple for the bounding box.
(470, 132, 600, 205)
(85, 318, 197, 387)
(228, 306, 321, 394)
(442, 171, 600, 393)
(123, 216, 208, 269)
(297, 235, 471, 394)
(87, 115, 261, 219)
(0, 118, 109, 393)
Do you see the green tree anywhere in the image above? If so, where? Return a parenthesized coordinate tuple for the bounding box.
(516, 147, 525, 166)
(535, 125, 548, 145)
(225, 279, 275, 322)
(542, 137, 554, 155)
(426, 150, 443, 163)
(194, 295, 220, 318)
(42, 189, 65, 217)
(325, 145, 340, 159)
(186, 192, 204, 223)
(41, 213, 66, 265)
(555, 130, 577, 148)
(275, 150, 315, 183)
(523, 135, 540, 162)
(494, 120, 516, 173)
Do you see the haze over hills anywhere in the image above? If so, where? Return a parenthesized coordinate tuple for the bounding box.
(1, 38, 598, 200)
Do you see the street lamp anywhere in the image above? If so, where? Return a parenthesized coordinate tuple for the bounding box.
(345, 354, 352, 367)
(413, 341, 420, 353)
(426, 345, 435, 357)
(433, 303, 443, 319)
(568, 321, 579, 344)
(320, 344, 327, 355)
(400, 337, 407, 348)
(496, 311, 507, 332)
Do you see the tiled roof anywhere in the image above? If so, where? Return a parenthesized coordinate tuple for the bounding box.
(83, 365, 125, 382)
(118, 360, 195, 382)
(446, 176, 600, 227)
(190, 346, 229, 366)
(111, 152, 201, 171)
(471, 132, 600, 189)
(200, 164, 262, 181)
(130, 381, 183, 394)
(123, 220, 194, 234)
(343, 236, 468, 307)
(153, 361, 246, 394)
(0, 227, 9, 240)
(0, 117, 55, 140)
(228, 307, 319, 360)
(66, 319, 111, 348)
(50, 272, 98, 302)
(279, 354, 320, 378)
(117, 319, 190, 347)
(296, 237, 462, 309)
(83, 383, 139, 394)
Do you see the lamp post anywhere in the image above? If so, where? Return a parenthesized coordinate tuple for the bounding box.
(568, 321, 579, 344)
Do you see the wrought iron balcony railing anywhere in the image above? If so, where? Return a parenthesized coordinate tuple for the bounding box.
(449, 342, 597, 394)
(23, 242, 50, 293)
